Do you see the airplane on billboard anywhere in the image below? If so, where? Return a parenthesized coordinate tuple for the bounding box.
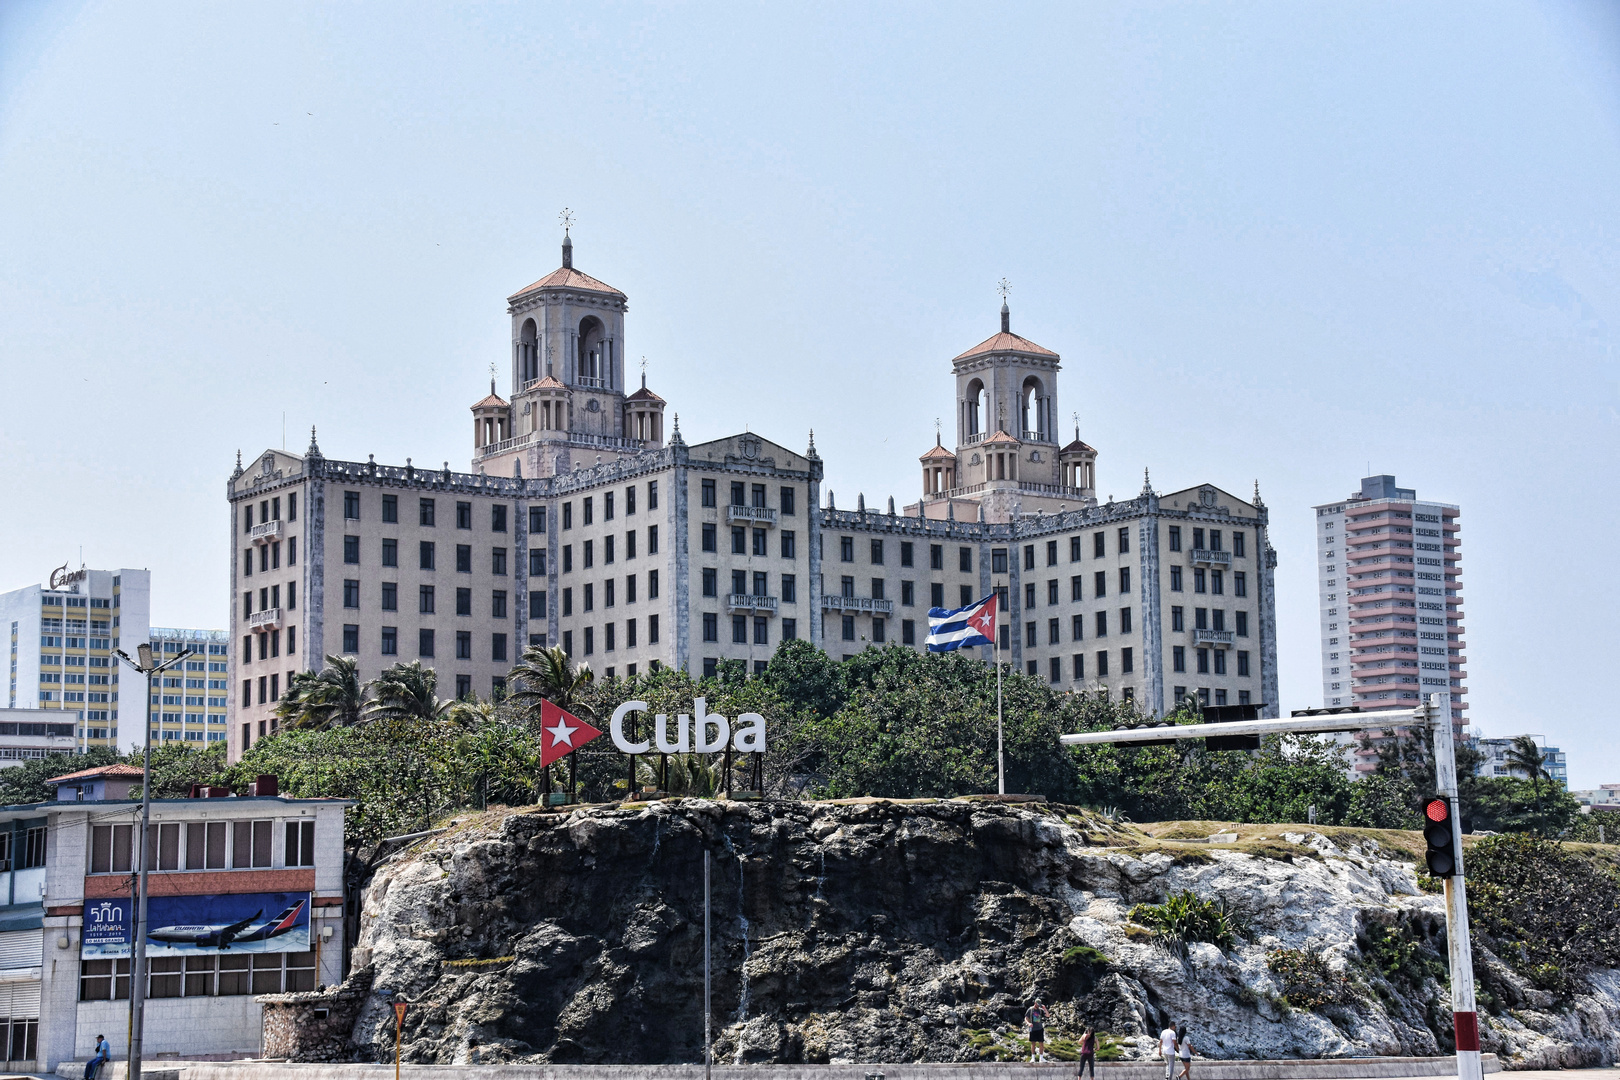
(146, 899, 308, 949)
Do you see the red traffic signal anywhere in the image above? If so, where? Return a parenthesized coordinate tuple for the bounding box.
(1422, 795, 1456, 878)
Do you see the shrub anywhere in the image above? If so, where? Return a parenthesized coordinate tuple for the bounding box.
(1127, 890, 1239, 953)
(1267, 948, 1349, 1009)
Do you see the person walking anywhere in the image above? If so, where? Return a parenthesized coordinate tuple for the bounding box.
(1025, 999, 1051, 1062)
(1157, 1022, 1178, 1080)
(1176, 1026, 1194, 1080)
(84, 1035, 110, 1080)
(1076, 1027, 1097, 1079)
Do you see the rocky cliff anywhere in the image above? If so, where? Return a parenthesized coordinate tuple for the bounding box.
(347, 799, 1620, 1069)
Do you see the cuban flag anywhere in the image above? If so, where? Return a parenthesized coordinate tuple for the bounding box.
(925, 592, 999, 653)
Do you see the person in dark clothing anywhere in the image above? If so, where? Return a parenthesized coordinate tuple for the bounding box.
(1076, 1027, 1097, 1078)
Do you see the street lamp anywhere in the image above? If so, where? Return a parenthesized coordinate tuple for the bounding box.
(114, 643, 191, 1080)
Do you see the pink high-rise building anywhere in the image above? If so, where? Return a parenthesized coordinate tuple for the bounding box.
(1314, 475, 1466, 773)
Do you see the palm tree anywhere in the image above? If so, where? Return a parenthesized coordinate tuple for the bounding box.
(365, 661, 454, 725)
(277, 655, 364, 730)
(505, 645, 595, 718)
(1506, 735, 1550, 812)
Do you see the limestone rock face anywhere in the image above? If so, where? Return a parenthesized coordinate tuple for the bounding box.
(346, 801, 1620, 1068)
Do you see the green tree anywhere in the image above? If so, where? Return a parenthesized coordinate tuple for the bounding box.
(1505, 735, 1550, 813)
(1344, 772, 1420, 829)
(0, 746, 120, 805)
(506, 645, 595, 719)
(364, 660, 454, 724)
(277, 655, 364, 729)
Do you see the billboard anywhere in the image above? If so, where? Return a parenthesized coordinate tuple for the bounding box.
(82, 892, 310, 958)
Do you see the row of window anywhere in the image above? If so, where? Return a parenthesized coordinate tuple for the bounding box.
(244, 581, 296, 615)
(1028, 610, 1135, 644)
(702, 570, 796, 601)
(244, 626, 296, 663)
(1172, 647, 1253, 676)
(1169, 567, 1247, 596)
(700, 614, 799, 646)
(1169, 607, 1249, 635)
(1174, 686, 1251, 707)
(561, 529, 659, 570)
(242, 493, 297, 530)
(563, 483, 659, 528)
(699, 525, 790, 558)
(557, 617, 663, 657)
(88, 819, 316, 873)
(81, 951, 317, 1001)
(241, 537, 295, 577)
(1166, 527, 1246, 556)
(559, 573, 660, 614)
(699, 480, 793, 514)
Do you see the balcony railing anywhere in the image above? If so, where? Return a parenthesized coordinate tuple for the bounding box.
(821, 595, 895, 615)
(727, 505, 778, 526)
(575, 376, 606, 389)
(1193, 628, 1234, 648)
(248, 608, 283, 630)
(248, 520, 282, 543)
(963, 432, 987, 446)
(726, 594, 779, 613)
(1191, 548, 1232, 567)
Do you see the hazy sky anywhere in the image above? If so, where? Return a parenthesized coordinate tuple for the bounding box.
(2, 3, 1616, 783)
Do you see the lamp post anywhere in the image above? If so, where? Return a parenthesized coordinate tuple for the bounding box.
(114, 642, 191, 1080)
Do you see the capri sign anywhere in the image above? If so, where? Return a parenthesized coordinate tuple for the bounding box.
(610, 698, 766, 755)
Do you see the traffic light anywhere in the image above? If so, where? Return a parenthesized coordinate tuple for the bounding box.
(1422, 795, 1457, 878)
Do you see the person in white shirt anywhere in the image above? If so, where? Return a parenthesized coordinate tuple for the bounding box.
(1158, 1024, 1179, 1080)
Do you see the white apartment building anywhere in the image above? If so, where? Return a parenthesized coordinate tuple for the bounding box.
(0, 710, 78, 766)
(227, 235, 1279, 760)
(0, 569, 150, 752)
(1475, 735, 1567, 789)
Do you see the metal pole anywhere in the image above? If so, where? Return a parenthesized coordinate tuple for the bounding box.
(128, 665, 155, 1080)
(995, 632, 1004, 795)
(119, 647, 187, 1080)
(703, 849, 711, 1080)
(1429, 692, 1480, 1080)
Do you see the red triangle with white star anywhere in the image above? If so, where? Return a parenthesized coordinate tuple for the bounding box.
(539, 699, 603, 766)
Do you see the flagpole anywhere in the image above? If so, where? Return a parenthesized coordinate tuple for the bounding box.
(995, 623, 1004, 795)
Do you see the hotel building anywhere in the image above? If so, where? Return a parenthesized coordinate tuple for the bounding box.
(227, 234, 1279, 760)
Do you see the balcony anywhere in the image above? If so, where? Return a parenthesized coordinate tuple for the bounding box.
(726, 594, 779, 613)
(1193, 629, 1234, 648)
(248, 608, 283, 630)
(822, 595, 895, 615)
(248, 520, 282, 543)
(1191, 548, 1232, 567)
(727, 505, 778, 526)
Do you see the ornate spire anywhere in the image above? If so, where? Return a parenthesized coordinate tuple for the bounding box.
(997, 278, 1011, 333)
(640, 356, 647, 390)
(807, 429, 818, 459)
(857, 492, 866, 513)
(232, 449, 243, 479)
(1254, 480, 1265, 507)
(559, 207, 574, 269)
(887, 496, 896, 516)
(826, 489, 835, 510)
(670, 413, 684, 446)
(1142, 467, 1152, 496)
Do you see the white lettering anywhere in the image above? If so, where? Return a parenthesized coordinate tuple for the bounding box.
(654, 713, 690, 754)
(610, 700, 651, 755)
(733, 712, 766, 752)
(694, 697, 729, 753)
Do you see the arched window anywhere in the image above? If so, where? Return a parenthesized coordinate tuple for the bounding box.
(1021, 377, 1046, 441)
(519, 319, 538, 384)
(965, 379, 986, 438)
(577, 317, 607, 388)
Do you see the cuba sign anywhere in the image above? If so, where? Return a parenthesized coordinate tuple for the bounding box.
(610, 698, 766, 755)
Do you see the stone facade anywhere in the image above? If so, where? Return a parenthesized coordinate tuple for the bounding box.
(258, 969, 372, 1061)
